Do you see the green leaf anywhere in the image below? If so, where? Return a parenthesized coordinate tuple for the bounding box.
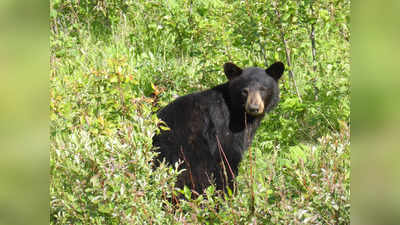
(159, 125, 170, 131)
(110, 76, 118, 83)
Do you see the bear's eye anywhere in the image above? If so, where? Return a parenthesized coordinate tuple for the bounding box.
(241, 88, 249, 97)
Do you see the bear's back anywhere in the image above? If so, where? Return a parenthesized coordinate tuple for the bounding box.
(154, 84, 232, 164)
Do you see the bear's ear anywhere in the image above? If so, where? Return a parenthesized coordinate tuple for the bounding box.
(266, 62, 284, 81)
(224, 62, 243, 80)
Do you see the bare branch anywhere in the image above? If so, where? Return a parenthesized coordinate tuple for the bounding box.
(310, 1, 318, 100)
(272, 1, 303, 102)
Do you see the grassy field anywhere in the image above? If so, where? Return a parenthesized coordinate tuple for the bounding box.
(50, 0, 350, 224)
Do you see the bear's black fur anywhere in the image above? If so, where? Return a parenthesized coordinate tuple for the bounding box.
(153, 62, 284, 196)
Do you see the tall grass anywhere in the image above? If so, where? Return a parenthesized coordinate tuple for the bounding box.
(50, 0, 350, 224)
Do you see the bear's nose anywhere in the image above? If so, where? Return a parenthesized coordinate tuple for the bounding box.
(247, 104, 259, 113)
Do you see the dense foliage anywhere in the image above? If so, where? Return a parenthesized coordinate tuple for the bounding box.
(50, 0, 350, 224)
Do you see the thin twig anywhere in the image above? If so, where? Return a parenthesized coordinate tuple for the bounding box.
(272, 0, 303, 103)
(244, 114, 255, 214)
(216, 135, 235, 180)
(217, 142, 229, 191)
(116, 72, 129, 116)
(179, 147, 195, 190)
(310, 1, 319, 101)
(310, 22, 317, 72)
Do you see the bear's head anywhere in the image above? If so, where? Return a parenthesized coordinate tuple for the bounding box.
(223, 62, 284, 116)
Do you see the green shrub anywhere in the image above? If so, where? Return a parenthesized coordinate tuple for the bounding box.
(50, 0, 350, 224)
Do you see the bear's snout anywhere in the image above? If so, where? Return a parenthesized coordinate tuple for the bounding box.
(245, 91, 264, 116)
(247, 103, 260, 113)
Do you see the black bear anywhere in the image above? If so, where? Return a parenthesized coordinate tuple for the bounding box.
(153, 62, 284, 196)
